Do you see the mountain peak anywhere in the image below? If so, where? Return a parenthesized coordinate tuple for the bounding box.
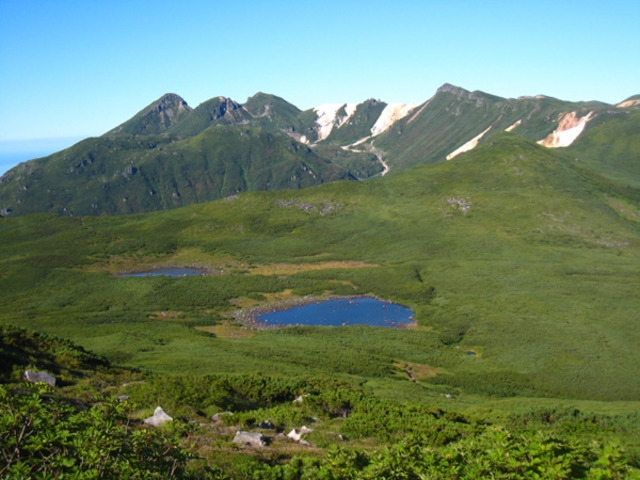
(156, 93, 189, 108)
(105, 93, 192, 136)
(436, 83, 467, 94)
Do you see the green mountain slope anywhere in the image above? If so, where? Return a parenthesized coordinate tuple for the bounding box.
(1, 84, 638, 217)
(322, 99, 388, 145)
(105, 93, 192, 136)
(567, 108, 640, 187)
(0, 127, 352, 216)
(166, 96, 252, 138)
(1, 134, 639, 401)
(375, 84, 610, 171)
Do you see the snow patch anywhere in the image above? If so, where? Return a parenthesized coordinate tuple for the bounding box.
(537, 111, 594, 148)
(370, 103, 417, 136)
(313, 103, 359, 142)
(313, 104, 343, 142)
(338, 103, 358, 127)
(446, 126, 492, 160)
(505, 120, 522, 132)
(343, 136, 372, 148)
(617, 99, 640, 108)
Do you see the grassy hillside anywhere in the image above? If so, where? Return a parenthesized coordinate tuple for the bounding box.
(2, 133, 640, 476)
(2, 325, 640, 478)
(375, 85, 610, 171)
(568, 109, 640, 187)
(1, 134, 638, 401)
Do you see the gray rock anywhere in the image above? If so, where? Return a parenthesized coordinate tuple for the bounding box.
(212, 411, 233, 422)
(233, 431, 268, 447)
(143, 407, 173, 427)
(23, 370, 56, 387)
(257, 420, 275, 429)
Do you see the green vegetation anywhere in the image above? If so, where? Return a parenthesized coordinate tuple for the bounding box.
(1, 134, 638, 398)
(569, 109, 640, 187)
(375, 84, 612, 171)
(323, 99, 387, 145)
(2, 326, 640, 478)
(0, 126, 352, 216)
(1, 98, 639, 476)
(105, 93, 193, 136)
(2, 84, 637, 218)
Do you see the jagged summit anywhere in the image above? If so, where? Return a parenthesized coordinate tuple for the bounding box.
(166, 96, 249, 137)
(105, 93, 192, 137)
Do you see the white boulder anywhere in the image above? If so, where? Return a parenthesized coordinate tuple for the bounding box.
(233, 431, 268, 447)
(143, 407, 173, 427)
(23, 370, 56, 387)
(287, 426, 312, 442)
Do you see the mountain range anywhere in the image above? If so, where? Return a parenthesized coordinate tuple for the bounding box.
(1, 83, 638, 216)
(2, 83, 640, 476)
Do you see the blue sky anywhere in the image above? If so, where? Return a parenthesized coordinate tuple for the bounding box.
(0, 0, 638, 149)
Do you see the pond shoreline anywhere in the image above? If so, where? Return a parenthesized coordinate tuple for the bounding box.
(234, 295, 415, 330)
(116, 266, 210, 277)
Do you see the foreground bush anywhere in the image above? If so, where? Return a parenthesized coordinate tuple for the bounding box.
(0, 385, 192, 479)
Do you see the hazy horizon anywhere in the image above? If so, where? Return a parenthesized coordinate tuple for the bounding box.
(0, 137, 85, 175)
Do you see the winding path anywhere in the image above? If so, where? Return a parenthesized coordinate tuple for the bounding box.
(376, 153, 390, 176)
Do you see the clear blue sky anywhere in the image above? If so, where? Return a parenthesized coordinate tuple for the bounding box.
(1, 0, 639, 145)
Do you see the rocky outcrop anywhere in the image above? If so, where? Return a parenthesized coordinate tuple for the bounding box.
(233, 431, 269, 447)
(23, 370, 56, 387)
(143, 407, 173, 427)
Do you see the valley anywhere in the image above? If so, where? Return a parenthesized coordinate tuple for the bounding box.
(1, 85, 639, 478)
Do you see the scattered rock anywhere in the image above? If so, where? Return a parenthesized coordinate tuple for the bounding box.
(293, 394, 309, 404)
(212, 411, 233, 423)
(444, 196, 472, 216)
(115, 395, 130, 401)
(23, 370, 56, 387)
(233, 431, 269, 447)
(287, 426, 312, 442)
(257, 420, 275, 429)
(143, 407, 173, 427)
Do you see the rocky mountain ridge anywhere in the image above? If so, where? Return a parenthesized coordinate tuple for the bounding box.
(1, 83, 638, 216)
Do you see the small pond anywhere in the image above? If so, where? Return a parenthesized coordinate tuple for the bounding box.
(120, 268, 206, 277)
(256, 297, 414, 328)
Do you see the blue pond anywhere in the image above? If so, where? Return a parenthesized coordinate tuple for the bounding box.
(121, 268, 206, 277)
(257, 297, 414, 328)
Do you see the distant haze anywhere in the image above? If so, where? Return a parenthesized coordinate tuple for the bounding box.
(0, 137, 85, 175)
